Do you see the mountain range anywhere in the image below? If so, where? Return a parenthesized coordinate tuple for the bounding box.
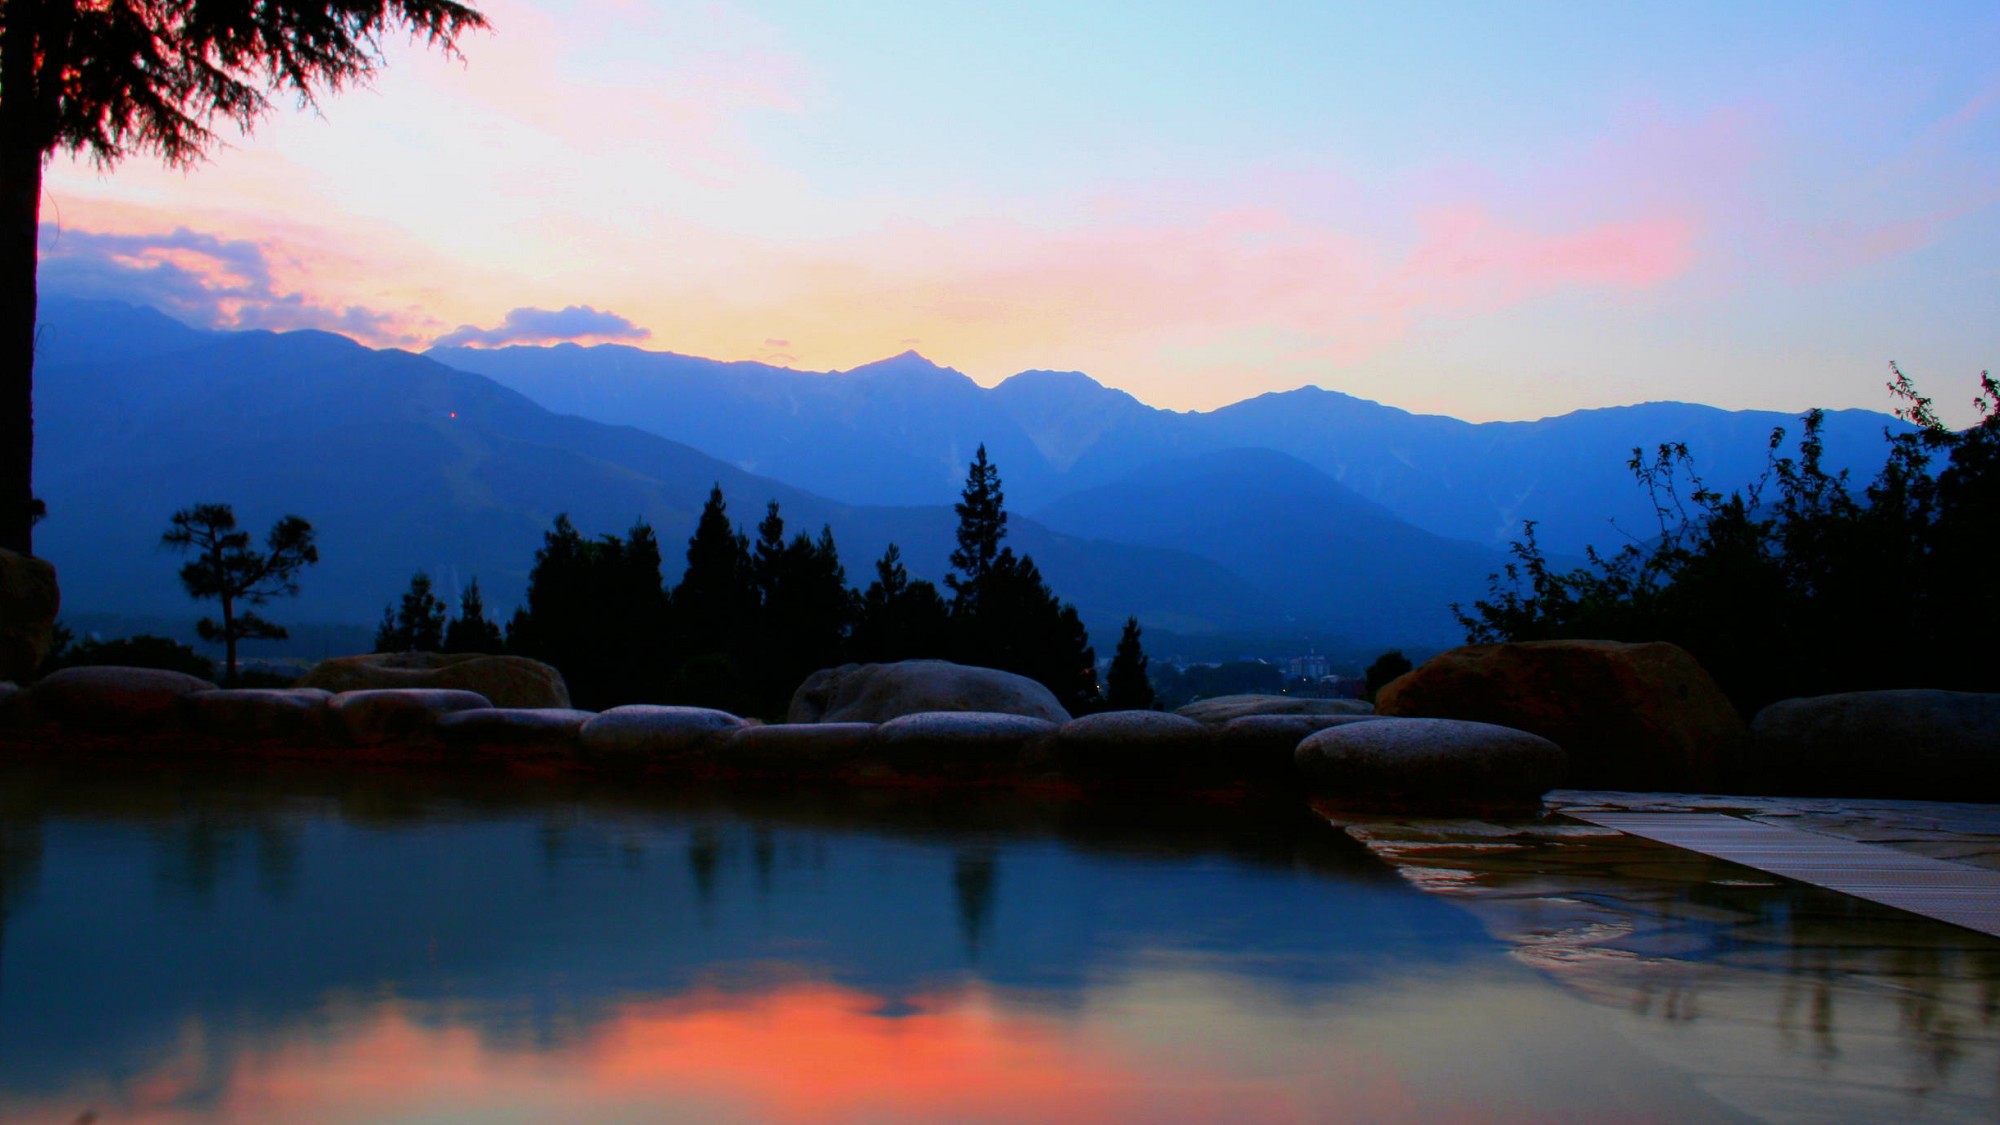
(31, 297, 1912, 662)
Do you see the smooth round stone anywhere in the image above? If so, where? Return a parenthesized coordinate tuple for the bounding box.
(1209, 714, 1386, 783)
(870, 711, 1057, 773)
(302, 652, 571, 709)
(1749, 689, 2000, 800)
(1052, 710, 1208, 778)
(0, 681, 26, 735)
(1175, 694, 1374, 724)
(577, 705, 747, 761)
(327, 689, 492, 745)
(723, 722, 879, 774)
(1295, 717, 1566, 810)
(185, 688, 333, 741)
(435, 708, 596, 753)
(790, 660, 1071, 724)
(29, 666, 218, 733)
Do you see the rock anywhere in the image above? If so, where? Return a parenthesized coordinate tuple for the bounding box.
(1174, 694, 1374, 724)
(789, 660, 1070, 724)
(1749, 690, 2000, 800)
(578, 705, 747, 762)
(1052, 710, 1210, 780)
(326, 689, 491, 745)
(0, 548, 59, 682)
(871, 711, 1058, 774)
(0, 681, 25, 735)
(185, 688, 333, 741)
(1296, 717, 1566, 811)
(28, 665, 217, 733)
(436, 708, 596, 755)
(723, 722, 879, 775)
(1208, 714, 1386, 784)
(300, 652, 571, 709)
(1376, 640, 1743, 790)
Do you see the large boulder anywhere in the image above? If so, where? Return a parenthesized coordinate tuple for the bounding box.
(1296, 717, 1566, 812)
(578, 705, 747, 762)
(436, 708, 596, 756)
(0, 549, 59, 683)
(789, 660, 1070, 724)
(1174, 694, 1372, 724)
(28, 665, 217, 734)
(871, 711, 1057, 775)
(185, 688, 333, 742)
(1051, 710, 1210, 781)
(1749, 690, 2000, 800)
(1208, 714, 1385, 785)
(326, 688, 491, 745)
(1376, 640, 1743, 790)
(300, 652, 571, 709)
(722, 722, 880, 776)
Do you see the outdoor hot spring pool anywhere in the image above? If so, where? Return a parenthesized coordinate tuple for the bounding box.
(1, 763, 1995, 1124)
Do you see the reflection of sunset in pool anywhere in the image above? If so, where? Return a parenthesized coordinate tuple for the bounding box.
(4, 775, 1993, 1123)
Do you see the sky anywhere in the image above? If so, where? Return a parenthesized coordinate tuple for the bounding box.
(35, 0, 2000, 423)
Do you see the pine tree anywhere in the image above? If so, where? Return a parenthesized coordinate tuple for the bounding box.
(853, 543, 950, 663)
(508, 515, 673, 709)
(678, 485, 755, 659)
(161, 504, 318, 682)
(375, 571, 447, 652)
(442, 579, 505, 654)
(946, 445, 1006, 612)
(1105, 617, 1156, 710)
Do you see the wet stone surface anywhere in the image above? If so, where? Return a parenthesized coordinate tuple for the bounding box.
(1329, 793, 2000, 1125)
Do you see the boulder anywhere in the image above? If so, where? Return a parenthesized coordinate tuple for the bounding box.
(1052, 710, 1210, 780)
(789, 660, 1070, 724)
(0, 548, 59, 682)
(1174, 694, 1373, 724)
(436, 708, 596, 755)
(723, 722, 879, 775)
(185, 688, 333, 742)
(0, 681, 25, 735)
(1296, 717, 1566, 811)
(1748, 690, 2000, 800)
(29, 665, 217, 733)
(1375, 639, 1743, 790)
(871, 711, 1058, 774)
(326, 688, 491, 745)
(578, 705, 747, 762)
(1208, 714, 1386, 784)
(300, 652, 571, 709)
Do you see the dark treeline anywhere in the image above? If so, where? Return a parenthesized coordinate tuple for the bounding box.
(377, 446, 1106, 716)
(1456, 368, 2000, 713)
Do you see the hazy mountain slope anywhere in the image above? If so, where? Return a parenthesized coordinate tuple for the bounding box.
(433, 340, 1908, 556)
(427, 344, 1062, 507)
(33, 304, 1275, 640)
(1032, 448, 1506, 649)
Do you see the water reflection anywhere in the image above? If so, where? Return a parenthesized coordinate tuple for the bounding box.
(0, 763, 1990, 1122)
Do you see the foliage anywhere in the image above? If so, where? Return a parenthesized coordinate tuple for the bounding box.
(374, 571, 447, 653)
(1454, 368, 2000, 712)
(1105, 617, 1156, 710)
(506, 514, 672, 710)
(850, 543, 950, 663)
(1364, 650, 1412, 699)
(2, 0, 487, 554)
(944, 451, 1100, 714)
(743, 503, 855, 716)
(441, 579, 504, 654)
(160, 503, 318, 683)
(46, 633, 216, 681)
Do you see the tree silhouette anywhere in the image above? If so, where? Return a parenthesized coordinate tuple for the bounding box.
(946, 444, 1006, 612)
(1, 0, 487, 555)
(1105, 616, 1155, 710)
(852, 543, 950, 663)
(375, 571, 447, 653)
(442, 579, 504, 653)
(508, 514, 671, 709)
(161, 503, 317, 683)
(1364, 650, 1412, 699)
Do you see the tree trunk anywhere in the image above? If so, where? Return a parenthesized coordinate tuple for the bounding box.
(221, 591, 238, 685)
(0, 7, 46, 557)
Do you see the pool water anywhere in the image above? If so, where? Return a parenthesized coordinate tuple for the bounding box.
(0, 764, 1993, 1124)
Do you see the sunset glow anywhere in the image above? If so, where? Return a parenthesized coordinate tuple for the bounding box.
(34, 0, 2000, 420)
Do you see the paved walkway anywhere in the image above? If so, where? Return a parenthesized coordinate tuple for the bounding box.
(1568, 810, 2000, 939)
